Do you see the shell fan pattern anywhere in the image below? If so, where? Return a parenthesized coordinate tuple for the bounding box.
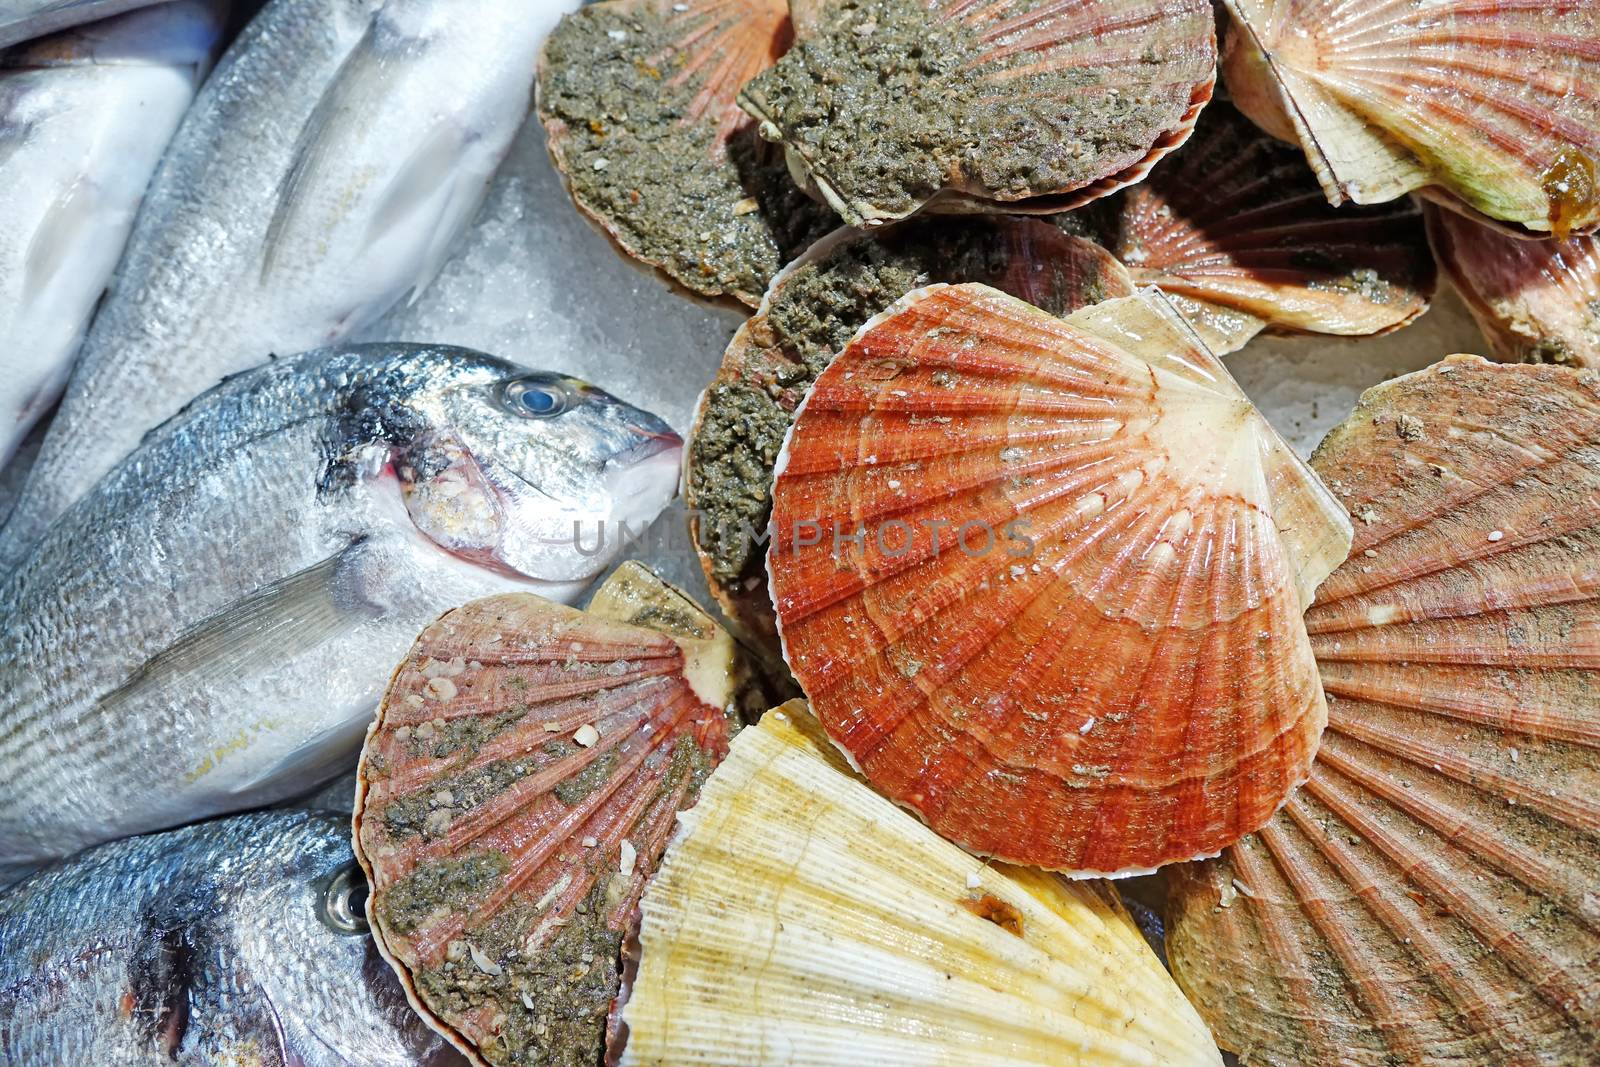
(1073, 101, 1437, 356)
(1220, 0, 1600, 237)
(618, 701, 1224, 1066)
(766, 282, 1353, 875)
(538, 0, 836, 305)
(1427, 204, 1600, 369)
(685, 217, 1136, 665)
(353, 563, 742, 1067)
(737, 0, 1217, 225)
(1167, 356, 1600, 1066)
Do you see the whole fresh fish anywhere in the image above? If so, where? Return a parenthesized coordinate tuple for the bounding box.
(0, 344, 681, 872)
(0, 0, 576, 563)
(0, 810, 461, 1065)
(0, 0, 166, 48)
(0, 0, 223, 474)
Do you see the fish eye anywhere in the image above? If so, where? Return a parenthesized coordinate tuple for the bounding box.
(502, 378, 569, 419)
(321, 862, 371, 936)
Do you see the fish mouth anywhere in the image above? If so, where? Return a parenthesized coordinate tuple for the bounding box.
(609, 422, 684, 470)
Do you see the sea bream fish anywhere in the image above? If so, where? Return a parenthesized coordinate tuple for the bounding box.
(0, 0, 167, 48)
(0, 344, 681, 874)
(0, 0, 223, 474)
(0, 810, 461, 1065)
(0, 0, 578, 563)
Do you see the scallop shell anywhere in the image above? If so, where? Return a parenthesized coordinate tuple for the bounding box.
(618, 700, 1224, 1066)
(736, 0, 1216, 226)
(537, 0, 835, 306)
(1166, 355, 1600, 1065)
(353, 562, 741, 1067)
(684, 218, 1136, 667)
(767, 283, 1352, 875)
(1078, 102, 1437, 356)
(1427, 204, 1600, 369)
(1219, 0, 1600, 237)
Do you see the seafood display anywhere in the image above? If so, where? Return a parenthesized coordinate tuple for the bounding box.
(1427, 205, 1600, 368)
(1070, 102, 1436, 355)
(0, 0, 222, 470)
(5, 0, 1600, 1061)
(1167, 356, 1600, 1064)
(355, 563, 741, 1066)
(767, 284, 1352, 874)
(687, 218, 1133, 659)
(620, 702, 1222, 1065)
(0, 810, 453, 1065)
(539, 0, 833, 305)
(0, 345, 680, 874)
(0, 0, 565, 564)
(1220, 0, 1600, 236)
(739, 0, 1216, 224)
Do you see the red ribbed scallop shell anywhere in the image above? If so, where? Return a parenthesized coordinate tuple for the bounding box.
(353, 564, 739, 1067)
(1220, 0, 1600, 237)
(767, 283, 1352, 875)
(538, 0, 833, 305)
(1088, 103, 1436, 356)
(685, 218, 1135, 670)
(737, 0, 1217, 225)
(1427, 204, 1600, 369)
(1167, 355, 1600, 1065)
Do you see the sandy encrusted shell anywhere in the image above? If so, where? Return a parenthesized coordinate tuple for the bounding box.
(1220, 0, 1600, 237)
(1075, 102, 1436, 355)
(685, 217, 1135, 665)
(767, 283, 1351, 875)
(538, 0, 834, 306)
(1166, 355, 1600, 1065)
(1427, 204, 1600, 369)
(737, 0, 1216, 225)
(353, 563, 741, 1067)
(619, 701, 1223, 1066)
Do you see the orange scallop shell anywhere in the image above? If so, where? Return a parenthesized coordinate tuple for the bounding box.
(353, 564, 740, 1067)
(1427, 204, 1600, 369)
(1083, 102, 1436, 356)
(767, 283, 1352, 875)
(1220, 0, 1600, 237)
(737, 0, 1217, 225)
(1167, 355, 1600, 1065)
(685, 218, 1136, 671)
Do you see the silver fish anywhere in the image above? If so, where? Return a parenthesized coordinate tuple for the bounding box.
(0, 0, 166, 48)
(0, 0, 572, 562)
(0, 344, 681, 872)
(0, 0, 223, 472)
(0, 810, 462, 1065)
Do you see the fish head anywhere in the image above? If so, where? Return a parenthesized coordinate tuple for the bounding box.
(228, 817, 453, 1066)
(397, 367, 682, 585)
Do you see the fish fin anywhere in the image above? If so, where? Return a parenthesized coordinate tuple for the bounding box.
(259, 14, 433, 284)
(21, 178, 96, 306)
(93, 541, 380, 720)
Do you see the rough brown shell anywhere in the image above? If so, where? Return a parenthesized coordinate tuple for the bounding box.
(538, 0, 835, 305)
(737, 0, 1217, 225)
(353, 563, 741, 1067)
(1166, 355, 1600, 1065)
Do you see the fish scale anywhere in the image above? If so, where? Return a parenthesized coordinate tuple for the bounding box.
(0, 343, 681, 877)
(0, 810, 456, 1065)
